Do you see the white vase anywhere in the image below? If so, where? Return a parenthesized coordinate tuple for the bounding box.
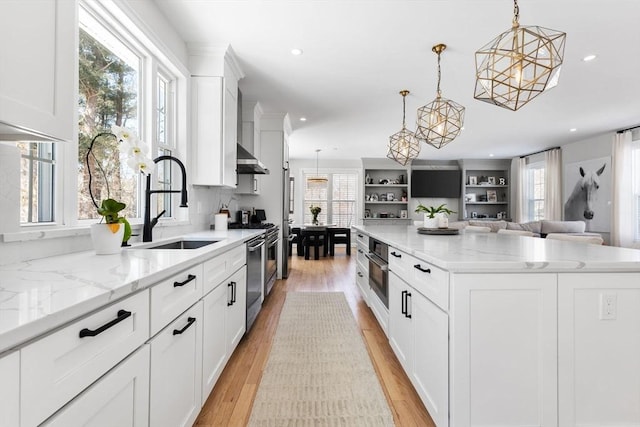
(438, 215, 449, 229)
(423, 214, 438, 229)
(90, 223, 124, 255)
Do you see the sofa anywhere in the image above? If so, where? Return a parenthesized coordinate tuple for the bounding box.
(448, 219, 603, 239)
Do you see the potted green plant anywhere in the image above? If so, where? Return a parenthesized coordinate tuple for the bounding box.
(415, 203, 456, 228)
(90, 198, 132, 254)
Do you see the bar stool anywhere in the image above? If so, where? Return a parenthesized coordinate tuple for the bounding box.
(327, 228, 351, 256)
(301, 229, 326, 260)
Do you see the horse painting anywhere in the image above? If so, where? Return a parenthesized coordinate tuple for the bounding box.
(564, 163, 606, 222)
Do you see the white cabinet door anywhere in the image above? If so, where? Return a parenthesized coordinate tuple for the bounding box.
(0, 351, 19, 427)
(223, 77, 237, 187)
(558, 273, 640, 426)
(202, 281, 228, 399)
(150, 302, 203, 427)
(412, 291, 448, 427)
(450, 273, 557, 427)
(42, 345, 150, 427)
(0, 0, 75, 141)
(21, 290, 149, 427)
(191, 76, 225, 186)
(226, 267, 247, 352)
(388, 272, 413, 373)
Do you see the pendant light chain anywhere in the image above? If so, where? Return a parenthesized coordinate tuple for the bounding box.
(512, 0, 520, 28)
(436, 50, 442, 98)
(402, 91, 407, 128)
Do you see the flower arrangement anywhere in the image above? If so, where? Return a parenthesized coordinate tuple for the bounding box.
(86, 125, 154, 245)
(309, 205, 321, 225)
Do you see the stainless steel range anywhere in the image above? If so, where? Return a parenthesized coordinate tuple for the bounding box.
(264, 225, 279, 297)
(245, 234, 265, 332)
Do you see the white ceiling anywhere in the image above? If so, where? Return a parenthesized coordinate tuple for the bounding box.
(152, 0, 640, 161)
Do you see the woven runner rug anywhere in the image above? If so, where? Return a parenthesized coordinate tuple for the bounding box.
(248, 292, 395, 426)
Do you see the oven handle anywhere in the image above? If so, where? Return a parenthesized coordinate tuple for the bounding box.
(365, 253, 389, 271)
(248, 240, 265, 252)
(268, 239, 280, 248)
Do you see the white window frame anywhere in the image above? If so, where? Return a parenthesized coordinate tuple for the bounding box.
(525, 161, 545, 221)
(632, 140, 640, 242)
(302, 168, 359, 227)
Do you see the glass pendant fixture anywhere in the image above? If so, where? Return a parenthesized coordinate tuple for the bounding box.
(307, 149, 328, 188)
(415, 43, 465, 149)
(474, 0, 566, 111)
(387, 90, 420, 166)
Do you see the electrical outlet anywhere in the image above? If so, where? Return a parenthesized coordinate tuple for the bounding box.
(599, 293, 617, 320)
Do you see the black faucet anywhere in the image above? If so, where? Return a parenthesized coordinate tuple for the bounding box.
(143, 155, 188, 242)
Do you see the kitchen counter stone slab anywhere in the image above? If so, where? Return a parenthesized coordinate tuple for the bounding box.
(0, 229, 262, 354)
(353, 225, 640, 273)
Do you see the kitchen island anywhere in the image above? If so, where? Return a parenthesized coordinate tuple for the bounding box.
(354, 224, 640, 427)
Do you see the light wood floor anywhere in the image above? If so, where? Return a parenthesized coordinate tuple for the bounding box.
(194, 246, 434, 426)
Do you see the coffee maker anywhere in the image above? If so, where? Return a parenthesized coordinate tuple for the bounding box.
(236, 210, 250, 225)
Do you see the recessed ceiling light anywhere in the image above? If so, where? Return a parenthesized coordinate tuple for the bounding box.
(583, 54, 597, 62)
(299, 117, 307, 122)
(291, 48, 303, 56)
(489, 153, 494, 157)
(569, 128, 577, 132)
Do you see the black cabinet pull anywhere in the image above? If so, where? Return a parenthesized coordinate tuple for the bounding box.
(79, 309, 131, 338)
(390, 251, 402, 258)
(357, 271, 363, 277)
(231, 281, 237, 304)
(405, 292, 412, 319)
(358, 234, 364, 238)
(414, 264, 431, 273)
(401, 290, 407, 315)
(173, 317, 196, 335)
(174, 274, 196, 287)
(358, 249, 363, 254)
(227, 282, 233, 306)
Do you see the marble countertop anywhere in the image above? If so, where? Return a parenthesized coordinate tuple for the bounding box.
(354, 225, 640, 273)
(0, 229, 263, 355)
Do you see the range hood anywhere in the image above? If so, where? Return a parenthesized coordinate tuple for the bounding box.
(237, 144, 269, 174)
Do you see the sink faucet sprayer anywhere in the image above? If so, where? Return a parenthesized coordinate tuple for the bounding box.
(143, 155, 188, 242)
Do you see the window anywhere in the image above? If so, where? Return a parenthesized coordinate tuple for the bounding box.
(525, 162, 545, 221)
(303, 172, 358, 227)
(632, 140, 640, 240)
(19, 142, 55, 224)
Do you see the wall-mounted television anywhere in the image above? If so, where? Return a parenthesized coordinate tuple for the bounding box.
(410, 169, 461, 198)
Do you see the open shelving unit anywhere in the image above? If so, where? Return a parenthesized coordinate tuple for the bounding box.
(459, 160, 511, 221)
(362, 159, 411, 224)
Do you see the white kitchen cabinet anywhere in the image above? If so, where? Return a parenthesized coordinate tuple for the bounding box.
(450, 273, 558, 427)
(226, 266, 247, 351)
(202, 279, 228, 399)
(355, 232, 370, 305)
(388, 271, 413, 373)
(558, 272, 640, 426)
(0, 351, 19, 427)
(202, 244, 245, 296)
(150, 301, 203, 427)
(42, 345, 150, 427)
(21, 290, 150, 427)
(0, 0, 75, 141)
(412, 290, 448, 427)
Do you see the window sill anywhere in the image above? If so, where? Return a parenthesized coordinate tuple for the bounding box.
(2, 219, 191, 243)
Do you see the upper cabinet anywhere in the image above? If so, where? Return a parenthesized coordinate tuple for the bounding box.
(0, 0, 76, 141)
(190, 46, 244, 187)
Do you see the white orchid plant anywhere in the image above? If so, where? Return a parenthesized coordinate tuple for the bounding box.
(86, 126, 155, 244)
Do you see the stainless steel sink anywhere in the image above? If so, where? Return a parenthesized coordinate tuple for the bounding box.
(141, 240, 219, 250)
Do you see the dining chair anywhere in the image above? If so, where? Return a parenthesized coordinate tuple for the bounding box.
(327, 228, 351, 256)
(301, 229, 327, 260)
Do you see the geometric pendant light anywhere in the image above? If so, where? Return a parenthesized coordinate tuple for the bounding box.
(307, 148, 328, 188)
(387, 90, 420, 166)
(415, 44, 465, 149)
(474, 0, 566, 111)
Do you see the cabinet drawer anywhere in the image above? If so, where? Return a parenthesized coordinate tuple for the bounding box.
(203, 244, 246, 295)
(356, 232, 369, 248)
(356, 263, 369, 304)
(389, 248, 449, 311)
(356, 243, 369, 273)
(21, 290, 149, 427)
(42, 345, 150, 427)
(151, 264, 203, 336)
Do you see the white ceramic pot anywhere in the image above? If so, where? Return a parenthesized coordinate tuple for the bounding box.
(90, 223, 124, 255)
(423, 214, 438, 229)
(438, 215, 449, 228)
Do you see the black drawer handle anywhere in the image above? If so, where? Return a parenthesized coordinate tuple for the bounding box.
(358, 234, 364, 238)
(174, 274, 196, 287)
(390, 251, 402, 258)
(405, 292, 412, 319)
(401, 290, 407, 315)
(414, 264, 431, 273)
(79, 309, 131, 338)
(227, 282, 233, 306)
(173, 317, 196, 335)
(358, 249, 363, 254)
(357, 271, 363, 277)
(231, 281, 237, 304)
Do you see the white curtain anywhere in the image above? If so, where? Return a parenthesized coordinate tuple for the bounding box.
(511, 156, 527, 223)
(611, 131, 634, 247)
(544, 148, 562, 220)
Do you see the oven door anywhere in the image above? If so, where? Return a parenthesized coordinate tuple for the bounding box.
(366, 252, 389, 308)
